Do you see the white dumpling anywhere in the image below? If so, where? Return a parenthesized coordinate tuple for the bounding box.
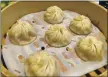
(45, 25, 72, 47)
(69, 15, 92, 35)
(75, 36, 104, 61)
(8, 21, 36, 45)
(44, 6, 64, 24)
(24, 51, 60, 76)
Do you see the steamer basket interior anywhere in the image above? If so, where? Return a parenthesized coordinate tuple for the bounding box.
(1, 1, 107, 76)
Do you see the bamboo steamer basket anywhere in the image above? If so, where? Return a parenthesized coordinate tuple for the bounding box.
(1, 1, 107, 77)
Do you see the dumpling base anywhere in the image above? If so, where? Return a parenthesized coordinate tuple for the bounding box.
(69, 25, 92, 35)
(9, 36, 36, 46)
(45, 36, 71, 48)
(75, 45, 104, 62)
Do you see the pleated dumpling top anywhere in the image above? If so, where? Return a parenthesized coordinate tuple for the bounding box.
(45, 25, 72, 47)
(75, 36, 104, 61)
(24, 51, 60, 76)
(8, 21, 36, 45)
(44, 6, 64, 24)
(69, 15, 92, 35)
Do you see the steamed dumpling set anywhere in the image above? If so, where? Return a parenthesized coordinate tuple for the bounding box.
(44, 6, 104, 61)
(7, 6, 105, 76)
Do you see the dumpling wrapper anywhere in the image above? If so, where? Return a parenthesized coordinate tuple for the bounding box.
(45, 25, 72, 47)
(69, 15, 92, 35)
(24, 51, 60, 76)
(75, 36, 104, 61)
(44, 6, 64, 24)
(8, 21, 36, 45)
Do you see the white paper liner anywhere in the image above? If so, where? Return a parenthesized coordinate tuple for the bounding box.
(2, 10, 107, 76)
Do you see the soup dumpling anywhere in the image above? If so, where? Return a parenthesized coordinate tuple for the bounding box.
(45, 25, 72, 47)
(75, 36, 104, 61)
(69, 15, 92, 35)
(44, 6, 64, 24)
(24, 51, 60, 76)
(8, 21, 36, 45)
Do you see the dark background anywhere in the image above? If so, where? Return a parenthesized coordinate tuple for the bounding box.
(99, 1, 108, 9)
